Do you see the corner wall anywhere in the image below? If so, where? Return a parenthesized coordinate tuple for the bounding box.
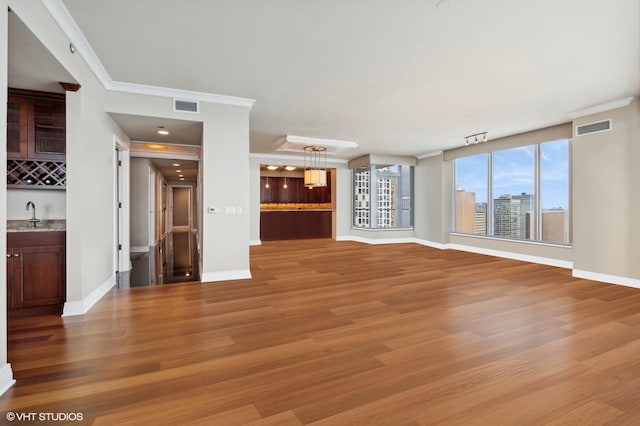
(200, 103, 251, 282)
(130, 158, 151, 250)
(572, 100, 640, 283)
(0, 0, 16, 396)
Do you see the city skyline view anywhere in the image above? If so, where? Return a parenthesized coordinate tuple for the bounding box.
(455, 139, 569, 210)
(454, 139, 570, 243)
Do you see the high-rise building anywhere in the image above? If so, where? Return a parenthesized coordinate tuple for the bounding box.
(475, 203, 487, 235)
(376, 177, 397, 228)
(354, 168, 399, 228)
(493, 193, 534, 239)
(456, 190, 476, 233)
(354, 169, 370, 227)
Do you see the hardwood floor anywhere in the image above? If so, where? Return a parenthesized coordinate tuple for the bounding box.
(2, 239, 640, 425)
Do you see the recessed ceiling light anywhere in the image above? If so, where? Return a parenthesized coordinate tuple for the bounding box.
(266, 165, 279, 170)
(157, 126, 169, 135)
(172, 163, 180, 167)
(179, 178, 185, 181)
(285, 166, 296, 171)
(179, 175, 184, 178)
(176, 170, 182, 173)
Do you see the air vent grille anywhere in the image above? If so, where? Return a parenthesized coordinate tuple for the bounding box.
(173, 99, 199, 114)
(576, 119, 611, 136)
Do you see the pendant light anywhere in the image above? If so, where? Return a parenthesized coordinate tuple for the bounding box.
(283, 176, 288, 189)
(303, 146, 327, 187)
(265, 176, 270, 189)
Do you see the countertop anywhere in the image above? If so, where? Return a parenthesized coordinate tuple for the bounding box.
(7, 219, 66, 233)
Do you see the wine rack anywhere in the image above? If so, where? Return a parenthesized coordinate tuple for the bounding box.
(7, 159, 66, 189)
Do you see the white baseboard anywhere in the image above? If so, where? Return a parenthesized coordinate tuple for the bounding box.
(340, 235, 572, 269)
(63, 274, 117, 317)
(130, 246, 150, 253)
(572, 269, 640, 289)
(336, 235, 417, 245)
(201, 269, 252, 283)
(250, 240, 262, 246)
(447, 243, 573, 269)
(0, 364, 15, 396)
(412, 238, 449, 250)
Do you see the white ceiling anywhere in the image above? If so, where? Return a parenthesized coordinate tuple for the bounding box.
(109, 113, 203, 146)
(8, 11, 76, 93)
(12, 1, 640, 160)
(149, 158, 199, 183)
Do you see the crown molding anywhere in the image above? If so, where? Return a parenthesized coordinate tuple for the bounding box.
(40, 0, 255, 109)
(566, 97, 635, 119)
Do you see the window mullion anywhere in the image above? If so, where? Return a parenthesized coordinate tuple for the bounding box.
(487, 153, 493, 236)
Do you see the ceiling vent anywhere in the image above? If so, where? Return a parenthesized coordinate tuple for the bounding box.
(173, 99, 199, 114)
(576, 119, 611, 136)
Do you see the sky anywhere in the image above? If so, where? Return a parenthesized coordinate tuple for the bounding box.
(455, 139, 569, 210)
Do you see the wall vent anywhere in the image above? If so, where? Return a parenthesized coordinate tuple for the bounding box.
(173, 99, 199, 114)
(576, 119, 611, 136)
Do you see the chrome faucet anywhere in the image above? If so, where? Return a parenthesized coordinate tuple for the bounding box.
(26, 201, 40, 228)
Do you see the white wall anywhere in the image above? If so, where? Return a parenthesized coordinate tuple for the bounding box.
(414, 154, 449, 244)
(0, 0, 15, 396)
(6, 189, 66, 219)
(200, 103, 251, 281)
(129, 158, 151, 250)
(9, 0, 129, 314)
(572, 100, 640, 282)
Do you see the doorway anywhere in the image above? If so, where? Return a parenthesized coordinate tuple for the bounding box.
(125, 158, 200, 287)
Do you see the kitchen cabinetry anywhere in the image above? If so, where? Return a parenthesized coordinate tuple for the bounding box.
(7, 89, 66, 160)
(260, 211, 332, 240)
(6, 89, 66, 189)
(7, 231, 66, 316)
(260, 173, 331, 204)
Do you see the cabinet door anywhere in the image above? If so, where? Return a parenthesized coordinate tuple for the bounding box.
(6, 97, 30, 159)
(31, 99, 66, 160)
(6, 252, 15, 309)
(14, 245, 65, 308)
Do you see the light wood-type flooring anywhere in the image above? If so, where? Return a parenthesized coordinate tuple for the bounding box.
(2, 240, 640, 425)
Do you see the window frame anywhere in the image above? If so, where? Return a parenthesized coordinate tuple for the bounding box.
(452, 139, 571, 246)
(352, 164, 414, 230)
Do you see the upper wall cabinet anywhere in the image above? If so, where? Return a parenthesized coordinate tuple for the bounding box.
(6, 89, 67, 189)
(7, 89, 66, 161)
(260, 174, 331, 204)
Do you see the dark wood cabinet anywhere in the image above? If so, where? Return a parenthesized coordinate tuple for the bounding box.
(7, 232, 66, 316)
(260, 211, 332, 240)
(7, 90, 66, 161)
(260, 173, 331, 203)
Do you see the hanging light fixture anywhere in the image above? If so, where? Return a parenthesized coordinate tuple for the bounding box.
(265, 176, 270, 189)
(303, 146, 327, 187)
(283, 176, 288, 189)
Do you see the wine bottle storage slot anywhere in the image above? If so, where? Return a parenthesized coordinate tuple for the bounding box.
(7, 159, 66, 189)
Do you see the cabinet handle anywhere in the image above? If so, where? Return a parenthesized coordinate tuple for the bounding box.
(5, 254, 10, 258)
(13, 253, 20, 257)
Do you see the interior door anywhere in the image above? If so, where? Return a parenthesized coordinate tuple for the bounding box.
(170, 186, 192, 232)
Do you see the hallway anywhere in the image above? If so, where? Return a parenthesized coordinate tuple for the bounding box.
(120, 231, 199, 287)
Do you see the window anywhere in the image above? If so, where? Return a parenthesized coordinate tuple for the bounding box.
(454, 139, 570, 244)
(353, 164, 413, 229)
(454, 154, 488, 235)
(540, 140, 570, 244)
(492, 146, 535, 240)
